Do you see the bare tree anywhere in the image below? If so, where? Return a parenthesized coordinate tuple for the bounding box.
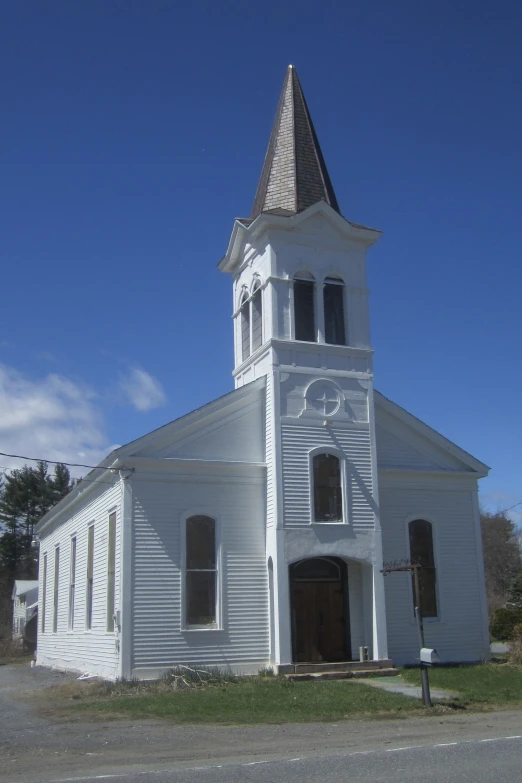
(481, 510, 522, 614)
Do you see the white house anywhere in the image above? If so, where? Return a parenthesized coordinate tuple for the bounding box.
(12, 580, 38, 638)
(35, 66, 490, 681)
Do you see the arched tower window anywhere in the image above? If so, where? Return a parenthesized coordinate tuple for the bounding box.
(185, 515, 217, 626)
(409, 519, 438, 618)
(323, 276, 346, 346)
(294, 272, 316, 342)
(240, 292, 250, 362)
(313, 453, 343, 523)
(251, 281, 263, 352)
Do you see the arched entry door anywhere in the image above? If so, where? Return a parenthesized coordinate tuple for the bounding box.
(290, 557, 350, 663)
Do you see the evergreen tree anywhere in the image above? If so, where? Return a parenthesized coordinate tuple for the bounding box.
(507, 572, 522, 611)
(0, 462, 75, 630)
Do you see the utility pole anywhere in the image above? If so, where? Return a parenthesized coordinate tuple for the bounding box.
(381, 561, 433, 708)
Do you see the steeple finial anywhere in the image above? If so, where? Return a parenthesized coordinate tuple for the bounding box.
(251, 66, 340, 219)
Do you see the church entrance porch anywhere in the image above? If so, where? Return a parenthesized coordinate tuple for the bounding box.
(290, 557, 351, 663)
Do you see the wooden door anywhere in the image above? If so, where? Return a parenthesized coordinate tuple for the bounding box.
(292, 580, 346, 662)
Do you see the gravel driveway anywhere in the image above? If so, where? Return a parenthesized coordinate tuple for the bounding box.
(2, 663, 522, 783)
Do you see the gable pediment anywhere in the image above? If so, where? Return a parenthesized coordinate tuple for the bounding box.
(129, 378, 266, 464)
(375, 392, 489, 476)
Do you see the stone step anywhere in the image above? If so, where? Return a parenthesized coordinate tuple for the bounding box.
(285, 667, 399, 682)
(293, 659, 394, 674)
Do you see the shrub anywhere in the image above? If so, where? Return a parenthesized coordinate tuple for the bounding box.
(490, 607, 522, 641)
(508, 625, 522, 666)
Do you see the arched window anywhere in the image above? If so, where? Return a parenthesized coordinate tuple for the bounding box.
(240, 292, 250, 362)
(251, 281, 263, 352)
(294, 272, 316, 342)
(323, 276, 346, 346)
(313, 453, 343, 523)
(185, 515, 217, 626)
(409, 519, 438, 618)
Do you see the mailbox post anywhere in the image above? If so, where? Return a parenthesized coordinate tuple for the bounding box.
(381, 561, 437, 708)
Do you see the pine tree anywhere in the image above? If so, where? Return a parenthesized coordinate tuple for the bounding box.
(0, 462, 75, 631)
(507, 572, 522, 611)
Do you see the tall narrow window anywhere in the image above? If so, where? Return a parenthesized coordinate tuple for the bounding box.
(324, 278, 346, 345)
(313, 453, 343, 522)
(86, 525, 94, 630)
(106, 512, 116, 632)
(251, 283, 263, 352)
(41, 554, 47, 633)
(294, 276, 316, 342)
(69, 537, 76, 630)
(185, 515, 217, 626)
(409, 519, 438, 618)
(53, 547, 60, 633)
(240, 293, 250, 361)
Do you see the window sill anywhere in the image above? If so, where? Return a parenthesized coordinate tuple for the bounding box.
(311, 521, 347, 526)
(182, 625, 223, 633)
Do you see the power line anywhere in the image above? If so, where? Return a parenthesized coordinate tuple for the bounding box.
(0, 451, 132, 473)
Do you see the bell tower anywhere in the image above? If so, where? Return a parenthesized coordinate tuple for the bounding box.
(219, 66, 388, 669)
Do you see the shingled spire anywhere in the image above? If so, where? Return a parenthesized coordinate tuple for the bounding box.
(251, 65, 340, 219)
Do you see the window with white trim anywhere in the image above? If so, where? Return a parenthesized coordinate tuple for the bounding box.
(69, 537, 76, 630)
(323, 276, 346, 345)
(41, 553, 47, 633)
(53, 547, 60, 633)
(409, 519, 438, 618)
(313, 453, 343, 522)
(240, 292, 250, 361)
(106, 512, 116, 631)
(185, 515, 218, 627)
(251, 281, 263, 352)
(294, 272, 316, 342)
(86, 525, 94, 630)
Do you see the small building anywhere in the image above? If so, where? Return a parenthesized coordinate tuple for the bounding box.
(12, 580, 38, 638)
(35, 67, 490, 681)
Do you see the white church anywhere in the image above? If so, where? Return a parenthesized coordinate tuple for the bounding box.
(35, 66, 490, 680)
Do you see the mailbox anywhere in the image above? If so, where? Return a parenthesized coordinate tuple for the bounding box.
(420, 647, 440, 665)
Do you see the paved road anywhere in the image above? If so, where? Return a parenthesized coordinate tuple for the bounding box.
(38, 735, 522, 783)
(2, 664, 522, 783)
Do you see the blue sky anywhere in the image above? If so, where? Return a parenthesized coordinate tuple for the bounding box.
(1, 1, 521, 521)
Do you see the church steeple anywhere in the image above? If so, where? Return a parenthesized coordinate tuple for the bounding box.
(251, 65, 340, 219)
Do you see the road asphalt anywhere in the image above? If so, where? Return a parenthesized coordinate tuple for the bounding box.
(2, 663, 522, 783)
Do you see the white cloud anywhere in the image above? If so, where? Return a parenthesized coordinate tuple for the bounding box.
(118, 366, 166, 412)
(0, 364, 114, 477)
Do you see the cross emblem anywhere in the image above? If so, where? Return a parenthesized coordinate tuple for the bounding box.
(309, 387, 339, 416)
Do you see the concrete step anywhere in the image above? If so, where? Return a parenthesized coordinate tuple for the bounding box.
(286, 667, 399, 682)
(292, 659, 394, 675)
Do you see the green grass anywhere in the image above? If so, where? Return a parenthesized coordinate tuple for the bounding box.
(72, 677, 426, 725)
(401, 663, 522, 706)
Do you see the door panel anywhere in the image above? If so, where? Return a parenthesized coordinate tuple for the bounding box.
(292, 578, 347, 662)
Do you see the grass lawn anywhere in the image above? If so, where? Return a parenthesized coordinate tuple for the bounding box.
(45, 663, 522, 725)
(401, 663, 522, 706)
(67, 677, 426, 724)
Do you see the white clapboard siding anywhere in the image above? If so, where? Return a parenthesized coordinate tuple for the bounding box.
(265, 373, 275, 527)
(380, 484, 488, 665)
(37, 480, 121, 680)
(131, 471, 269, 677)
(281, 424, 374, 527)
(375, 425, 444, 471)
(347, 561, 366, 659)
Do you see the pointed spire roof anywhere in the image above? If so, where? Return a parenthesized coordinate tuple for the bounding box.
(251, 65, 340, 219)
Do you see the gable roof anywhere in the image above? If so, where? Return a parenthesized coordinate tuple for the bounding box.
(375, 391, 490, 476)
(250, 65, 340, 220)
(35, 378, 266, 535)
(12, 581, 38, 599)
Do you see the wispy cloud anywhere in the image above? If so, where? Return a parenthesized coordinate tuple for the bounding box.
(118, 366, 166, 412)
(0, 364, 114, 477)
